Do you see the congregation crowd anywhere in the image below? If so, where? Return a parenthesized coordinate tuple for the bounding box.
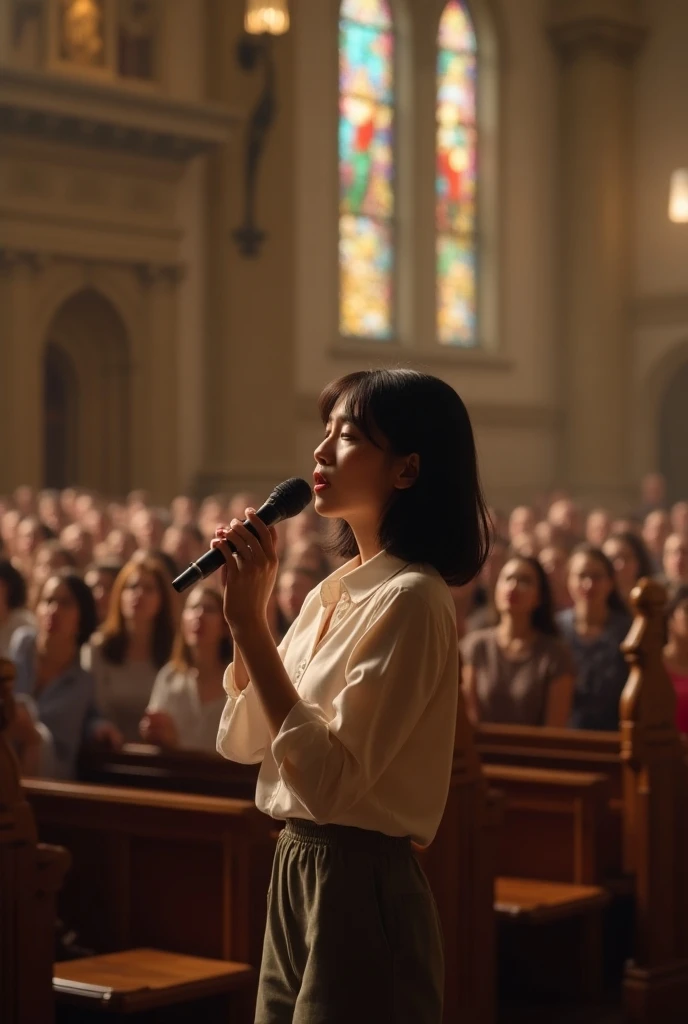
(0, 472, 687, 779)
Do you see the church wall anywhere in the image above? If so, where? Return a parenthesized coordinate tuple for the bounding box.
(631, 0, 688, 485)
(290, 0, 561, 509)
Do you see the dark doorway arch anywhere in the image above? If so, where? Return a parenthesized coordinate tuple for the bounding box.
(43, 343, 78, 490)
(43, 289, 131, 495)
(659, 358, 688, 505)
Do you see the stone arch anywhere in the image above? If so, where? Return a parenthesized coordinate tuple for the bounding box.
(43, 288, 132, 496)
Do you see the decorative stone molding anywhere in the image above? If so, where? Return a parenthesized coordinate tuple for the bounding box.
(135, 262, 186, 287)
(0, 247, 50, 275)
(0, 65, 239, 160)
(548, 0, 647, 64)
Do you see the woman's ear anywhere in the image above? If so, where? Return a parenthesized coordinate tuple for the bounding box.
(394, 453, 420, 491)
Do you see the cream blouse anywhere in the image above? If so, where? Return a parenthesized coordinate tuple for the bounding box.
(216, 550, 459, 846)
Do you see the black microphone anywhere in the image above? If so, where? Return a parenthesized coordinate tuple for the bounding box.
(172, 477, 313, 594)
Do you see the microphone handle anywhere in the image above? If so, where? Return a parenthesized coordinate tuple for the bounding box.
(172, 503, 277, 594)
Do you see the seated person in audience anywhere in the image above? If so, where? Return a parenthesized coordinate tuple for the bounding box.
(663, 585, 688, 736)
(585, 508, 612, 547)
(602, 531, 654, 610)
(59, 523, 94, 572)
(139, 585, 232, 752)
(557, 545, 632, 731)
(662, 533, 688, 596)
(8, 570, 120, 777)
(161, 522, 205, 573)
(642, 509, 671, 574)
(81, 556, 175, 742)
(508, 505, 536, 544)
(461, 556, 574, 727)
(0, 559, 36, 657)
(670, 501, 688, 538)
(84, 560, 122, 625)
(538, 544, 573, 612)
(29, 540, 77, 608)
(104, 527, 137, 563)
(12, 516, 55, 579)
(275, 564, 325, 640)
(547, 498, 583, 551)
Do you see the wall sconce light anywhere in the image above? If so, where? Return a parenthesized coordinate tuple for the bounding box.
(233, 2, 290, 257)
(669, 169, 688, 224)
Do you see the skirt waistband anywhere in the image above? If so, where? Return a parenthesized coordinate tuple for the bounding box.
(282, 818, 411, 852)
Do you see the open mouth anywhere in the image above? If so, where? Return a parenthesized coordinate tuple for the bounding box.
(313, 471, 330, 493)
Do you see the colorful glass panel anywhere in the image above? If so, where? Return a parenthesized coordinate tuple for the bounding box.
(339, 0, 394, 338)
(436, 1, 477, 346)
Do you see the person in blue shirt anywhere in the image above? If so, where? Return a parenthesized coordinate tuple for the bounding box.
(557, 545, 632, 731)
(9, 569, 121, 777)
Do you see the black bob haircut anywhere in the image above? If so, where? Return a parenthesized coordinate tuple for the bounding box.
(318, 368, 491, 586)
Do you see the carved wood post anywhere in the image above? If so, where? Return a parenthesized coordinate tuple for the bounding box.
(619, 579, 688, 1022)
(0, 658, 70, 1024)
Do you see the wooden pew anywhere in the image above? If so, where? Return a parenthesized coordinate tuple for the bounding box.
(23, 780, 276, 976)
(41, 708, 500, 1024)
(619, 579, 688, 1023)
(0, 658, 70, 1024)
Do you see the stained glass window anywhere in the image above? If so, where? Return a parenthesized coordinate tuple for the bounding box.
(436, 1, 478, 346)
(339, 0, 394, 338)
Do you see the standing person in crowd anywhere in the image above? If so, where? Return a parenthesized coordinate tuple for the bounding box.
(461, 556, 574, 727)
(602, 531, 654, 611)
(585, 509, 612, 548)
(662, 533, 688, 595)
(642, 510, 671, 574)
(0, 559, 36, 657)
(82, 556, 175, 742)
(557, 545, 632, 731)
(8, 570, 121, 777)
(663, 585, 688, 736)
(139, 585, 233, 753)
(214, 368, 489, 1023)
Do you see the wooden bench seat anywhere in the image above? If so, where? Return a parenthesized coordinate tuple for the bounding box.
(53, 948, 254, 1015)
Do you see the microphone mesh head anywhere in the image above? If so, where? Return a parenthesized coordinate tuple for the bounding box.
(269, 478, 313, 519)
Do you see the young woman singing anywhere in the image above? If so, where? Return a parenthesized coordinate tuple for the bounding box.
(213, 369, 489, 1024)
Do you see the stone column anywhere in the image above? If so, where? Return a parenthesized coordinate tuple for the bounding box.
(548, 0, 646, 508)
(0, 250, 45, 492)
(135, 263, 184, 503)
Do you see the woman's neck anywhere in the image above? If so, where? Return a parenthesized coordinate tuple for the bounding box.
(497, 614, 535, 645)
(38, 634, 77, 671)
(125, 621, 153, 661)
(575, 602, 609, 633)
(349, 521, 383, 565)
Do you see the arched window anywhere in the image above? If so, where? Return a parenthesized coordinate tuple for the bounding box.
(339, 0, 395, 339)
(436, 1, 477, 346)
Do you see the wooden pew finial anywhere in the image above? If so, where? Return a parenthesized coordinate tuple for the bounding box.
(620, 577, 676, 748)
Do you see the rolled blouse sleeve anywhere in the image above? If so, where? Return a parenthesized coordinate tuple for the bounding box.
(270, 587, 453, 824)
(216, 617, 299, 764)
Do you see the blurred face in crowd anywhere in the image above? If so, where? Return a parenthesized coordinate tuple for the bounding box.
(171, 496, 197, 527)
(642, 510, 670, 558)
(508, 506, 535, 542)
(548, 499, 582, 539)
(510, 532, 538, 558)
(37, 576, 80, 648)
(83, 508, 111, 545)
(602, 536, 640, 600)
(668, 597, 688, 646)
(38, 491, 63, 533)
(567, 552, 614, 617)
(32, 545, 73, 598)
(181, 587, 227, 655)
(586, 509, 612, 547)
(641, 472, 666, 508)
(15, 517, 43, 559)
(285, 508, 322, 547)
(60, 524, 93, 568)
(13, 486, 35, 515)
(1, 510, 21, 554)
(664, 534, 688, 585)
(162, 525, 204, 570)
(60, 488, 78, 518)
(106, 529, 136, 562)
(495, 557, 540, 622)
(277, 568, 317, 627)
(538, 545, 571, 610)
(611, 517, 641, 537)
(84, 567, 118, 625)
(671, 502, 688, 537)
(533, 521, 554, 549)
(120, 568, 162, 628)
(130, 509, 164, 551)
